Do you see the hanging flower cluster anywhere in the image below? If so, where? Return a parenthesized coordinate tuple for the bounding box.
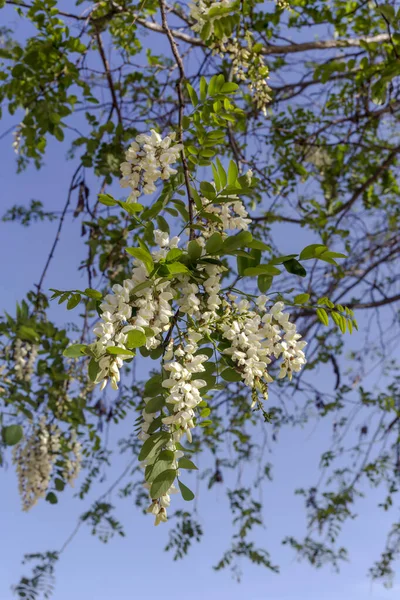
(92, 240, 176, 391)
(13, 338, 37, 382)
(220, 296, 306, 395)
(198, 188, 252, 243)
(212, 32, 271, 114)
(120, 130, 183, 203)
(48, 131, 306, 525)
(12, 418, 82, 511)
(12, 122, 24, 155)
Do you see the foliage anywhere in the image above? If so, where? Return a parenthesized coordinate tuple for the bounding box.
(0, 0, 400, 595)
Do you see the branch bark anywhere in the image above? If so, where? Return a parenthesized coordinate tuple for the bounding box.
(137, 18, 390, 54)
(158, 0, 195, 239)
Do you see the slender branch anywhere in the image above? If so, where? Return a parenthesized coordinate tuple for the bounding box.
(137, 18, 390, 54)
(261, 32, 391, 55)
(348, 293, 400, 310)
(36, 165, 83, 294)
(6, 1, 392, 56)
(158, 0, 195, 239)
(95, 31, 123, 126)
(332, 144, 400, 229)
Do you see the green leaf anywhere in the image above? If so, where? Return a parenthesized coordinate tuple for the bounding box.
(316, 308, 329, 326)
(63, 344, 87, 358)
(200, 407, 211, 417)
(150, 468, 176, 498)
(299, 244, 328, 260)
(211, 163, 222, 191)
(67, 293, 81, 310)
(221, 368, 242, 382)
(227, 160, 239, 185)
(144, 375, 163, 397)
(294, 293, 310, 304)
(118, 201, 144, 214)
(106, 346, 135, 357)
(88, 358, 101, 382)
(146, 449, 175, 477)
(188, 240, 202, 261)
(126, 247, 154, 273)
(269, 254, 298, 265)
(131, 281, 152, 295)
(187, 83, 199, 106)
(84, 288, 103, 300)
(216, 157, 227, 187)
(55, 478, 65, 492)
(237, 254, 250, 276)
(167, 262, 190, 275)
(371, 78, 388, 105)
(377, 4, 396, 23)
(258, 275, 273, 293)
(138, 431, 171, 461)
(247, 239, 271, 251)
(199, 76, 207, 102)
(221, 82, 239, 94)
(98, 193, 117, 206)
(126, 330, 147, 348)
(18, 326, 40, 343)
(200, 181, 216, 200)
(222, 231, 253, 252)
(166, 248, 183, 262)
(46, 492, 58, 505)
(244, 265, 281, 276)
(178, 457, 198, 470)
(178, 480, 195, 501)
(283, 259, 307, 277)
(206, 232, 224, 254)
(2, 424, 23, 446)
(145, 396, 165, 414)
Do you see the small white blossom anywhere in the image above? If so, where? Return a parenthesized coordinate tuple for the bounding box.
(120, 130, 183, 203)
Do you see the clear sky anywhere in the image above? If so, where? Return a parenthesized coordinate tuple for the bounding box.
(1, 3, 399, 600)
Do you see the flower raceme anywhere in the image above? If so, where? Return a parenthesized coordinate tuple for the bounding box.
(120, 130, 183, 203)
(82, 131, 308, 525)
(12, 418, 81, 511)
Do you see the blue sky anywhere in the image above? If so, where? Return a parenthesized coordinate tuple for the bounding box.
(1, 3, 399, 599)
(1, 125, 399, 600)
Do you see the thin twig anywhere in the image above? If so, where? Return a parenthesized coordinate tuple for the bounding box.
(36, 165, 83, 294)
(95, 31, 123, 126)
(158, 0, 195, 239)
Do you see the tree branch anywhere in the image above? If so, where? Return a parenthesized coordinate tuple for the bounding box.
(95, 31, 123, 126)
(158, 0, 195, 239)
(36, 165, 83, 294)
(137, 18, 390, 54)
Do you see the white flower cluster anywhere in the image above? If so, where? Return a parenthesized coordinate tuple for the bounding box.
(162, 331, 208, 443)
(199, 192, 252, 242)
(12, 122, 24, 155)
(91, 138, 308, 526)
(140, 331, 209, 525)
(189, 0, 234, 40)
(120, 130, 183, 203)
(12, 418, 60, 511)
(13, 339, 37, 382)
(220, 296, 307, 399)
(12, 419, 82, 510)
(62, 431, 82, 486)
(212, 32, 271, 115)
(144, 433, 180, 526)
(93, 234, 177, 391)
